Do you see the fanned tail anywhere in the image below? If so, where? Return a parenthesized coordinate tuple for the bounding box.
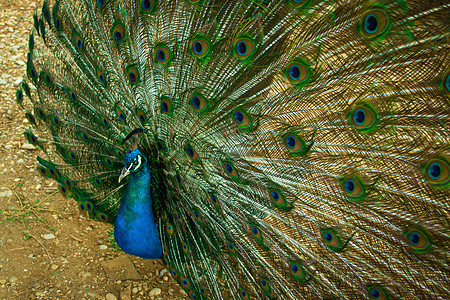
(16, 0, 449, 299)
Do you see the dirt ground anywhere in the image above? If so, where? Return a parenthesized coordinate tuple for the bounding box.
(0, 1, 187, 299)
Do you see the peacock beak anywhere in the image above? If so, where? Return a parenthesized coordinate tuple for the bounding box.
(118, 165, 132, 183)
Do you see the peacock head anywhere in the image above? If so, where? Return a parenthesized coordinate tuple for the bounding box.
(118, 149, 148, 183)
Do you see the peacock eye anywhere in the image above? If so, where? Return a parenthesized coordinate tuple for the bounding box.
(132, 155, 142, 170)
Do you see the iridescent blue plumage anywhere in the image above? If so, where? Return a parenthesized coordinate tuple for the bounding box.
(114, 149, 162, 259)
(17, 0, 450, 298)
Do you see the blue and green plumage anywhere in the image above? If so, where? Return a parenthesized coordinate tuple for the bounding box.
(16, 0, 449, 299)
(114, 149, 162, 259)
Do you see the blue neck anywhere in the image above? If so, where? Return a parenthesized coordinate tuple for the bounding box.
(114, 162, 162, 259)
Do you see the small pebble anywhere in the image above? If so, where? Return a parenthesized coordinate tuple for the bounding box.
(100, 245, 108, 250)
(149, 288, 161, 297)
(105, 293, 118, 300)
(132, 287, 138, 294)
(43, 234, 56, 240)
(159, 269, 168, 277)
(20, 143, 37, 150)
(0, 191, 13, 197)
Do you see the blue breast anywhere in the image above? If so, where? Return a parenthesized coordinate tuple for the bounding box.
(114, 160, 162, 259)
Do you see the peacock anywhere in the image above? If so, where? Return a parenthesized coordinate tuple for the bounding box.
(14, 0, 449, 298)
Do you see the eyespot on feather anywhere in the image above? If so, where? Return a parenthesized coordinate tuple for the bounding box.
(423, 157, 450, 187)
(285, 59, 311, 86)
(97, 0, 110, 10)
(92, 177, 103, 188)
(283, 133, 308, 155)
(166, 222, 174, 236)
(25, 112, 36, 126)
(349, 104, 378, 132)
(232, 108, 253, 131)
(208, 193, 222, 211)
(58, 184, 70, 198)
(192, 209, 202, 223)
(179, 276, 191, 290)
(53, 7, 62, 32)
(102, 156, 114, 169)
(190, 36, 211, 60)
(238, 287, 250, 300)
(97, 212, 110, 223)
(139, 0, 157, 14)
(78, 201, 87, 213)
(37, 166, 48, 178)
(112, 22, 126, 45)
(162, 244, 168, 256)
(321, 229, 342, 250)
(181, 241, 189, 255)
(155, 44, 173, 65)
(47, 167, 58, 179)
(49, 114, 62, 128)
(16, 89, 23, 106)
(185, 145, 200, 162)
(77, 130, 91, 143)
(289, 261, 307, 281)
(114, 104, 126, 122)
(73, 31, 83, 51)
(190, 92, 209, 115)
(136, 109, 147, 124)
(250, 225, 263, 243)
(223, 162, 239, 180)
(84, 201, 94, 212)
(66, 150, 78, 164)
(405, 228, 432, 252)
(187, 291, 198, 300)
(115, 148, 125, 158)
(360, 8, 390, 39)
(233, 37, 256, 60)
(227, 240, 237, 256)
(40, 72, 53, 86)
(27, 56, 38, 82)
(34, 107, 46, 120)
(268, 188, 291, 210)
(126, 65, 140, 85)
(258, 276, 272, 297)
(367, 286, 389, 300)
(63, 178, 74, 191)
(160, 97, 175, 116)
(96, 67, 107, 87)
(100, 115, 110, 128)
(156, 139, 167, 153)
(340, 176, 366, 200)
